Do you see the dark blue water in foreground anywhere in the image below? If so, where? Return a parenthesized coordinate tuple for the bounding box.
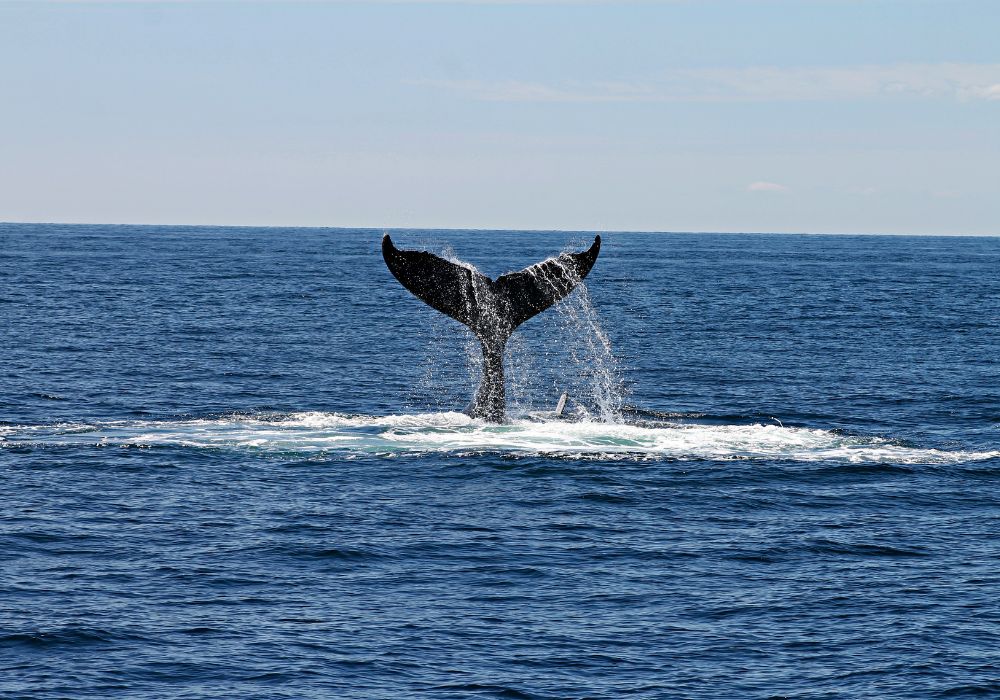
(2, 223, 999, 699)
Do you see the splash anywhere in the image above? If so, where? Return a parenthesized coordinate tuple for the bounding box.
(413, 239, 625, 421)
(543, 271, 624, 422)
(503, 239, 625, 421)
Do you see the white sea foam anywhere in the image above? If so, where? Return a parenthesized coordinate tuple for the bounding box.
(2, 412, 997, 464)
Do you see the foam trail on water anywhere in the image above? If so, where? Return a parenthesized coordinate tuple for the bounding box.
(3, 413, 997, 464)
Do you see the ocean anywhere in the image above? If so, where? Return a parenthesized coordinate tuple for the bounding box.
(2, 223, 999, 698)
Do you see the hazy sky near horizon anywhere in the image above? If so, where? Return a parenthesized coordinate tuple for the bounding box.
(1, 1, 998, 234)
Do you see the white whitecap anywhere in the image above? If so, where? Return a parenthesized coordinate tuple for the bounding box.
(2, 412, 997, 464)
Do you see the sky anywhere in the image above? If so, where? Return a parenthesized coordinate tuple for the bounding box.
(1, 0, 997, 234)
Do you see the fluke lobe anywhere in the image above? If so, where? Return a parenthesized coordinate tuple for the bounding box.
(382, 234, 601, 422)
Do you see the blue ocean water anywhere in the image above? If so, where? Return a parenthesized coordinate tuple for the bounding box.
(2, 223, 999, 699)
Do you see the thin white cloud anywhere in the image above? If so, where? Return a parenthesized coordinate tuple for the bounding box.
(967, 83, 1000, 100)
(417, 64, 1000, 103)
(847, 186, 878, 196)
(747, 181, 790, 193)
(411, 79, 661, 103)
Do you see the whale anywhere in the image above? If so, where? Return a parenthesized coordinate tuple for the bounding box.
(382, 234, 601, 422)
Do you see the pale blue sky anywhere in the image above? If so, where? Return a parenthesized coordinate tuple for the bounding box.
(1, 0, 997, 234)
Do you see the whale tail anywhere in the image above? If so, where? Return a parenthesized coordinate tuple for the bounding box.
(381, 234, 602, 421)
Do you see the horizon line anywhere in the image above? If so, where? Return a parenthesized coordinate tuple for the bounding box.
(1, 220, 997, 239)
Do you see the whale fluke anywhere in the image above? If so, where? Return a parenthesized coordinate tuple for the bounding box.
(382, 234, 601, 422)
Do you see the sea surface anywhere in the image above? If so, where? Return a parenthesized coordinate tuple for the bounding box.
(2, 223, 999, 699)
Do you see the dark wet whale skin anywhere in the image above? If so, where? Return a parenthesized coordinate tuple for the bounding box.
(381, 233, 600, 421)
